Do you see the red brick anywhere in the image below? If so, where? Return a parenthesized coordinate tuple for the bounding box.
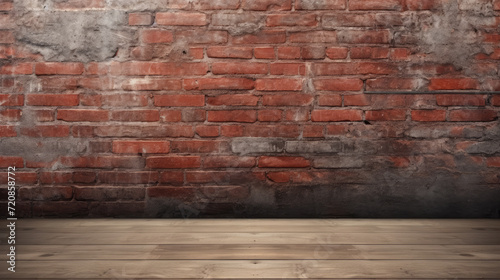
(168, 0, 240, 10)
(154, 95, 205, 107)
(429, 78, 479, 90)
(113, 141, 170, 154)
(207, 47, 253, 58)
(141, 29, 174, 44)
(20, 125, 70, 137)
(449, 110, 497, 122)
(301, 47, 325, 60)
(242, 0, 292, 10)
(57, 109, 108, 122)
(338, 30, 390, 44)
(171, 140, 227, 153)
(203, 156, 256, 168)
(487, 157, 500, 167)
(326, 47, 348, 59)
(303, 125, 324, 138)
(189, 47, 204, 59)
(314, 79, 363, 91)
(60, 156, 144, 169)
(184, 78, 254, 90)
(258, 156, 310, 168)
(117, 62, 208, 76)
(411, 110, 447, 122)
(350, 0, 402, 10)
(123, 78, 181, 91)
(233, 31, 286, 44)
(344, 94, 370, 106)
(160, 110, 182, 122)
(212, 62, 268, 75)
(102, 94, 148, 107)
(39, 77, 78, 91)
(207, 94, 259, 106)
(0, 63, 33, 75)
(177, 30, 228, 44)
(254, 47, 275, 59)
(284, 108, 309, 122)
(390, 48, 410, 60)
(80, 94, 102, 106)
(318, 94, 342, 106)
(491, 96, 500, 106)
(207, 110, 257, 123)
(0, 109, 20, 121)
(290, 31, 337, 43)
(436, 94, 486, 106)
(182, 109, 206, 122)
(267, 14, 317, 26)
(0, 156, 23, 168)
(38, 172, 72, 184)
(263, 94, 313, 106)
(196, 125, 219, 137)
(277, 47, 301, 59)
(129, 13, 153, 25)
(266, 172, 290, 183)
(0, 31, 14, 43)
(366, 109, 407, 121)
(312, 110, 363, 122)
(351, 47, 389, 59)
(0, 94, 23, 106)
(35, 62, 84, 75)
(97, 172, 157, 185)
(244, 125, 301, 137)
(326, 124, 348, 135)
(0, 1, 13, 11)
(159, 171, 184, 185)
(270, 63, 306, 75)
(27, 94, 79, 106)
(366, 78, 418, 90)
(111, 110, 160, 122)
(258, 109, 282, 122)
(495, 0, 500, 10)
(73, 172, 96, 184)
(256, 78, 302, 91)
(156, 12, 207, 26)
(404, 0, 443, 10)
(146, 156, 201, 169)
(78, 77, 115, 90)
(295, 0, 345, 10)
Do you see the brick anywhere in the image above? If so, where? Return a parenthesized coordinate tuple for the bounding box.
(318, 94, 342, 106)
(314, 62, 397, 75)
(242, 0, 292, 10)
(256, 78, 302, 91)
(314, 157, 364, 169)
(404, 0, 443, 10)
(233, 31, 286, 44)
(129, 13, 153, 26)
(366, 109, 407, 121)
(0, 63, 33, 75)
(245, 125, 301, 138)
(189, 47, 204, 59)
(113, 141, 170, 154)
(35, 62, 84, 75)
(449, 110, 497, 122)
(212, 62, 268, 75)
(0, 13, 13, 28)
(411, 110, 447, 122)
(159, 171, 184, 185)
(184, 78, 255, 90)
(314, 79, 363, 91)
(123, 78, 181, 91)
(338, 30, 390, 44)
(0, 109, 21, 121)
(258, 109, 282, 122)
(182, 109, 206, 122)
(301, 47, 325, 60)
(146, 156, 201, 169)
(323, 13, 376, 28)
(72, 172, 96, 184)
(351, 47, 389, 59)
(311, 110, 363, 122)
(57, 109, 108, 122)
(326, 47, 348, 59)
(222, 125, 245, 137)
(262, 94, 313, 106)
(117, 62, 208, 76)
(0, 1, 13, 11)
(0, 156, 23, 168)
(436, 95, 486, 106)
(80, 94, 102, 106)
(254, 47, 275, 59)
(266, 14, 317, 26)
(284, 108, 309, 122)
(0, 94, 24, 106)
(270, 63, 306, 75)
(391, 48, 410, 60)
(295, 0, 346, 10)
(207, 47, 253, 58)
(98, 172, 157, 185)
(20, 125, 70, 137)
(429, 78, 479, 90)
(290, 31, 337, 43)
(277, 46, 301, 59)
(78, 77, 116, 90)
(196, 125, 219, 137)
(344, 94, 370, 106)
(491, 96, 500, 106)
(258, 156, 310, 168)
(111, 110, 160, 122)
(102, 94, 148, 107)
(141, 29, 174, 44)
(207, 94, 259, 106)
(32, 110, 54, 122)
(168, 0, 240, 10)
(203, 156, 256, 168)
(27, 94, 79, 106)
(154, 95, 205, 107)
(75, 186, 145, 200)
(495, 0, 500, 10)
(366, 78, 419, 90)
(176, 30, 228, 44)
(60, 156, 144, 169)
(160, 110, 182, 122)
(207, 110, 257, 123)
(0, 31, 14, 43)
(303, 125, 324, 138)
(156, 12, 207, 26)
(487, 157, 500, 167)
(349, 0, 402, 10)
(231, 138, 285, 154)
(211, 13, 262, 26)
(0, 125, 17, 137)
(170, 140, 227, 153)
(38, 172, 72, 184)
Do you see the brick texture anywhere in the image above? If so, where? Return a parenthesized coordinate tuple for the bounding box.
(2, 1, 500, 218)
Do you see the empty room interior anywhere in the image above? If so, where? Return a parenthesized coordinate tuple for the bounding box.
(1, 0, 500, 279)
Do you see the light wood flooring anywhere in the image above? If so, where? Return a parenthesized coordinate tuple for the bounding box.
(1, 219, 500, 279)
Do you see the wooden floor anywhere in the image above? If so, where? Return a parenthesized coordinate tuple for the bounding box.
(1, 219, 500, 279)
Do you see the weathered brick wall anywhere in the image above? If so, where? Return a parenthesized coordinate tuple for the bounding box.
(1, 0, 499, 218)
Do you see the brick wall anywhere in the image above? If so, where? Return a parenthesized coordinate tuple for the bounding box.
(1, 0, 499, 218)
